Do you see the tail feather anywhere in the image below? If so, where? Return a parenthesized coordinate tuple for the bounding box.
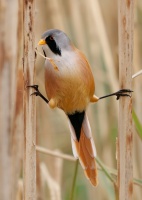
(69, 114, 98, 186)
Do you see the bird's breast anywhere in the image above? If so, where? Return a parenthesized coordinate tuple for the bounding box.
(44, 50, 95, 114)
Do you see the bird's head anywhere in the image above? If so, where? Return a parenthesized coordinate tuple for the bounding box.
(38, 29, 73, 58)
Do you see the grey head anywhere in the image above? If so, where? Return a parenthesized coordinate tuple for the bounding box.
(40, 29, 73, 57)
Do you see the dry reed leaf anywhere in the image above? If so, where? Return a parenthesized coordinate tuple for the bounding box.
(132, 70, 142, 79)
(40, 161, 62, 200)
(16, 179, 23, 200)
(88, 0, 118, 92)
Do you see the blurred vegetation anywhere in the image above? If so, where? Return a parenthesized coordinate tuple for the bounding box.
(1, 0, 142, 199)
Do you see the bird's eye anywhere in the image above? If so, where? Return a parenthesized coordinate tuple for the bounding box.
(49, 36, 54, 40)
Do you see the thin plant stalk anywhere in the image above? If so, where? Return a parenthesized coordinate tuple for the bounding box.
(70, 160, 79, 200)
(36, 145, 142, 187)
(132, 69, 142, 79)
(23, 0, 36, 199)
(0, 0, 23, 199)
(117, 0, 134, 199)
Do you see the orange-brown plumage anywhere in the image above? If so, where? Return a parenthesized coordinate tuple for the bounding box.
(44, 47, 97, 113)
(73, 129, 98, 186)
(39, 29, 99, 186)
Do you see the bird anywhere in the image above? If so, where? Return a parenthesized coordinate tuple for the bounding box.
(28, 29, 132, 186)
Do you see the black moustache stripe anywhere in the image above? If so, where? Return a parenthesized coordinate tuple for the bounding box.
(45, 36, 61, 56)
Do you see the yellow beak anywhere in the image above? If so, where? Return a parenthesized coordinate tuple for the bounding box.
(38, 39, 46, 45)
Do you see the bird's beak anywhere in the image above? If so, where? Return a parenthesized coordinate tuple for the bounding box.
(38, 39, 46, 45)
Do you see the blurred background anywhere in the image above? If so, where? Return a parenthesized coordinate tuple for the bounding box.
(0, 0, 142, 199)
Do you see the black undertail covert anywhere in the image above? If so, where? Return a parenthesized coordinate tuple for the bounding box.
(67, 111, 85, 141)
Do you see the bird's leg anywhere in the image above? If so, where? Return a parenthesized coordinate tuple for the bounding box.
(99, 89, 133, 100)
(27, 85, 49, 104)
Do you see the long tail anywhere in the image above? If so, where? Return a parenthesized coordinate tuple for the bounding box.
(68, 113, 98, 186)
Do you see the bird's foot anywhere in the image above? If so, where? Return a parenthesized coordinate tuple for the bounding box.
(99, 89, 133, 100)
(27, 85, 40, 96)
(27, 85, 49, 103)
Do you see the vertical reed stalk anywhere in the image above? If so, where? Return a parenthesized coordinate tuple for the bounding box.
(23, 0, 36, 199)
(0, 0, 22, 199)
(118, 0, 134, 199)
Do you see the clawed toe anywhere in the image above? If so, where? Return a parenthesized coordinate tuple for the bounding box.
(115, 89, 133, 100)
(27, 85, 39, 91)
(27, 84, 41, 97)
(30, 91, 39, 96)
(116, 89, 133, 93)
(27, 84, 49, 104)
(99, 89, 133, 100)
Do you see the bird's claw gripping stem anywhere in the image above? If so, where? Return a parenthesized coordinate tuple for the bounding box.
(99, 89, 133, 100)
(27, 85, 49, 104)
